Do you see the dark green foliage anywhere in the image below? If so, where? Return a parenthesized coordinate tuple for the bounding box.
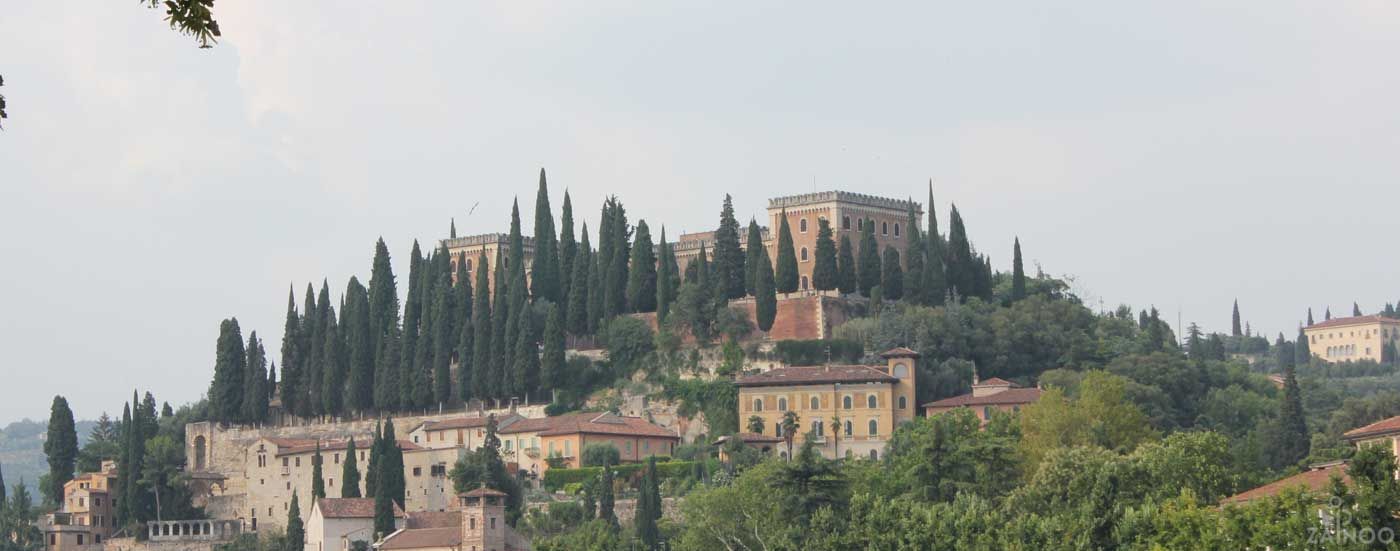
(431, 249, 456, 406)
(656, 228, 677, 323)
(880, 246, 902, 301)
(280, 287, 302, 418)
(1232, 300, 1242, 337)
(660, 378, 738, 436)
(455, 255, 474, 403)
(902, 204, 925, 304)
(241, 332, 269, 423)
(321, 307, 345, 416)
(771, 339, 864, 365)
(599, 197, 631, 320)
(472, 252, 493, 400)
(531, 169, 561, 303)
(1355, 302, 1363, 317)
(586, 238, 605, 334)
(300, 283, 318, 416)
(812, 218, 839, 291)
(308, 281, 332, 416)
(600, 317, 654, 375)
(43, 396, 77, 505)
(1273, 362, 1309, 467)
(754, 242, 777, 333)
(559, 191, 578, 318)
(598, 466, 617, 527)
(775, 211, 799, 293)
(626, 220, 658, 313)
(744, 220, 764, 295)
(379, 419, 406, 507)
(1010, 237, 1026, 303)
(400, 242, 425, 410)
(311, 443, 325, 499)
(857, 222, 880, 297)
(367, 238, 400, 367)
(944, 204, 975, 300)
(448, 416, 523, 524)
(569, 227, 593, 335)
(712, 194, 746, 300)
(582, 443, 621, 468)
(140, 0, 221, 48)
(366, 422, 381, 498)
(374, 326, 401, 411)
(345, 276, 374, 413)
(836, 234, 856, 295)
(373, 484, 394, 538)
(541, 304, 565, 396)
(636, 457, 662, 550)
(1308, 308, 1315, 326)
(513, 305, 540, 403)
(211, 318, 246, 422)
(1275, 333, 1294, 370)
(286, 491, 305, 550)
(341, 438, 361, 498)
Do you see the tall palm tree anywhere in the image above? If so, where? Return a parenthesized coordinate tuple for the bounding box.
(830, 414, 842, 459)
(780, 411, 800, 460)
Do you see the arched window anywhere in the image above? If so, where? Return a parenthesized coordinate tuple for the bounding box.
(810, 396, 820, 410)
(753, 398, 763, 412)
(466, 258, 473, 271)
(867, 395, 877, 408)
(868, 419, 878, 436)
(844, 420, 853, 436)
(843, 216, 851, 230)
(801, 276, 809, 290)
(843, 396, 853, 409)
(892, 363, 908, 377)
(898, 396, 907, 409)
(869, 449, 879, 460)
(778, 397, 788, 411)
(800, 218, 808, 233)
(894, 223, 901, 237)
(881, 221, 888, 235)
(800, 247, 808, 261)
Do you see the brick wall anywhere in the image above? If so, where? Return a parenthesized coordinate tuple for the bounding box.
(631, 292, 862, 344)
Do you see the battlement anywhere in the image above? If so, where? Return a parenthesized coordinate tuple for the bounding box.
(440, 233, 537, 250)
(768, 190, 920, 214)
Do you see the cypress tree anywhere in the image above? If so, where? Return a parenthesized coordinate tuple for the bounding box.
(311, 442, 326, 499)
(598, 466, 616, 527)
(812, 218, 838, 291)
(775, 210, 798, 293)
(268, 361, 277, 405)
(637, 456, 662, 550)
(1010, 237, 1026, 303)
(455, 254, 474, 404)
(603, 198, 631, 319)
(374, 327, 401, 412)
(286, 491, 305, 549)
(373, 482, 394, 538)
(472, 252, 493, 400)
(381, 419, 405, 508)
(345, 277, 374, 413)
(211, 318, 246, 422)
(569, 227, 593, 335)
(1277, 362, 1309, 466)
(1295, 327, 1312, 365)
(945, 205, 974, 300)
(513, 305, 540, 402)
(881, 246, 903, 300)
(902, 203, 924, 304)
(114, 402, 132, 524)
(586, 235, 606, 334)
(299, 284, 318, 417)
(626, 220, 658, 313)
(450, 218, 456, 239)
(307, 282, 332, 416)
(342, 438, 361, 498)
(596, 200, 616, 313)
(836, 234, 856, 295)
(367, 238, 399, 362)
(1307, 308, 1315, 326)
(0, 464, 6, 505)
(744, 219, 764, 295)
(713, 194, 746, 300)
(1275, 333, 1295, 369)
(412, 254, 440, 409)
(322, 308, 345, 417)
(280, 287, 302, 419)
(541, 304, 565, 398)
(1354, 302, 1364, 317)
(241, 332, 268, 423)
(366, 422, 382, 498)
(432, 251, 456, 406)
(491, 248, 510, 400)
(400, 242, 425, 411)
(1325, 307, 1332, 321)
(656, 228, 675, 323)
(924, 181, 946, 305)
(503, 268, 527, 400)
(1232, 300, 1242, 337)
(754, 242, 777, 333)
(857, 222, 881, 297)
(43, 396, 77, 505)
(559, 191, 577, 316)
(531, 169, 560, 303)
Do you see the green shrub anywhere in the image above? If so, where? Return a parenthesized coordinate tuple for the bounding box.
(543, 460, 699, 491)
(771, 339, 865, 365)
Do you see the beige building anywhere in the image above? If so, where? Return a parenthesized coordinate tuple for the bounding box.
(378, 488, 530, 551)
(305, 498, 404, 551)
(1303, 315, 1400, 363)
(922, 377, 1042, 424)
(498, 412, 680, 475)
(735, 348, 920, 460)
(442, 234, 535, 296)
(407, 415, 524, 451)
(41, 461, 119, 551)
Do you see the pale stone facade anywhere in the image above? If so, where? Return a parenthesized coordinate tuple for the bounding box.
(442, 233, 535, 296)
(1303, 314, 1400, 363)
(41, 460, 119, 551)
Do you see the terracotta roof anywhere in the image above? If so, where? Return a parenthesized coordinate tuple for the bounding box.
(499, 412, 678, 439)
(414, 414, 523, 433)
(975, 377, 1014, 386)
(922, 387, 1043, 408)
(378, 527, 462, 550)
(405, 511, 461, 529)
(880, 347, 921, 358)
(460, 487, 508, 498)
(713, 433, 784, 445)
(1221, 463, 1349, 505)
(736, 365, 899, 388)
(1307, 315, 1400, 330)
(315, 498, 404, 519)
(275, 438, 419, 457)
(1343, 415, 1400, 440)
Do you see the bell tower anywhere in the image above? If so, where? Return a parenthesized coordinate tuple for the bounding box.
(459, 487, 508, 551)
(881, 347, 920, 425)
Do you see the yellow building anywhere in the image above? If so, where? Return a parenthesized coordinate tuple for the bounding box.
(735, 348, 919, 460)
(922, 377, 1042, 424)
(498, 411, 679, 475)
(1303, 315, 1400, 363)
(41, 461, 119, 551)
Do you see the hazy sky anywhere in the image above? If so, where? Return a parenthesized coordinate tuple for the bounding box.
(3, 2, 1399, 424)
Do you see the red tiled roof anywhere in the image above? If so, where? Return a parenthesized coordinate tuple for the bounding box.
(415, 414, 522, 433)
(460, 487, 508, 498)
(1221, 463, 1349, 505)
(736, 365, 899, 387)
(975, 377, 1014, 386)
(1343, 415, 1400, 440)
(405, 511, 461, 529)
(922, 387, 1043, 409)
(881, 347, 921, 358)
(275, 438, 419, 456)
(378, 527, 462, 550)
(499, 412, 678, 439)
(1307, 315, 1399, 330)
(315, 498, 404, 519)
